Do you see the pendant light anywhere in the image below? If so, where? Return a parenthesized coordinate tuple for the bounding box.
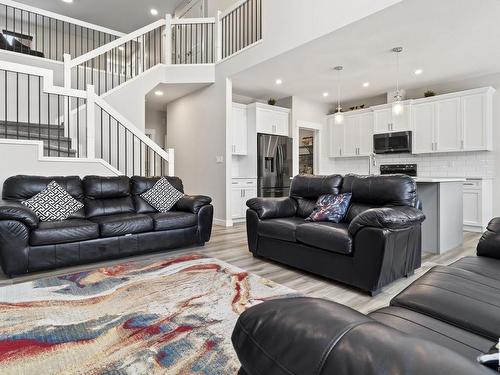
(333, 66, 344, 125)
(392, 47, 404, 117)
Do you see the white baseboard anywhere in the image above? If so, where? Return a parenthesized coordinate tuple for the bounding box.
(214, 218, 233, 227)
(463, 225, 484, 233)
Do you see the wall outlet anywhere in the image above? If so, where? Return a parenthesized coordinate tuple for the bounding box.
(216, 156, 224, 164)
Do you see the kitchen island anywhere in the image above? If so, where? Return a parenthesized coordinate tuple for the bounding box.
(414, 178, 466, 254)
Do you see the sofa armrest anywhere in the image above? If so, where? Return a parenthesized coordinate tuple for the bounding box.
(348, 206, 425, 236)
(0, 199, 39, 229)
(246, 197, 297, 220)
(232, 297, 493, 375)
(477, 217, 500, 259)
(175, 195, 212, 214)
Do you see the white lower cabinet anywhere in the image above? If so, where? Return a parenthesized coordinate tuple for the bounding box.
(232, 179, 257, 220)
(463, 179, 493, 232)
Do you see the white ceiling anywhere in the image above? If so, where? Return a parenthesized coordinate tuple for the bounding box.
(232, 0, 500, 104)
(16, 0, 185, 33)
(145, 82, 211, 110)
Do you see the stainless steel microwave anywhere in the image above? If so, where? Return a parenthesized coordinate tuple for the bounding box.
(373, 131, 412, 154)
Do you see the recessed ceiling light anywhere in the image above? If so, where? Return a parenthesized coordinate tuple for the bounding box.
(363, 82, 370, 88)
(275, 78, 283, 85)
(414, 69, 423, 75)
(154, 91, 164, 96)
(150, 8, 159, 16)
(322, 92, 329, 97)
(62, 0, 73, 3)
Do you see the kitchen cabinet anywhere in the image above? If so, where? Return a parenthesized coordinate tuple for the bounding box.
(231, 103, 248, 155)
(328, 110, 373, 158)
(462, 93, 492, 151)
(412, 88, 494, 154)
(373, 104, 411, 134)
(248, 103, 290, 137)
(463, 179, 493, 232)
(231, 178, 258, 220)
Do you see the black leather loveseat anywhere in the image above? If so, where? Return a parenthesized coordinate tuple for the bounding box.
(232, 224, 500, 374)
(246, 174, 425, 295)
(0, 175, 213, 276)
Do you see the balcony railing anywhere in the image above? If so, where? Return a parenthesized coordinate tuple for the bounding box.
(171, 18, 216, 64)
(0, 0, 123, 61)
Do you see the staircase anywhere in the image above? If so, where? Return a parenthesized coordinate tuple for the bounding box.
(0, 0, 262, 177)
(0, 121, 75, 157)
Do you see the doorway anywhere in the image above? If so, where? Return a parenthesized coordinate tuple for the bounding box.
(298, 128, 315, 175)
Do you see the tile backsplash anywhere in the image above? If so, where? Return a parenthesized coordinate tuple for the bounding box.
(330, 151, 495, 178)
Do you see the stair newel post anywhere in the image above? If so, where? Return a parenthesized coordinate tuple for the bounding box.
(167, 148, 175, 176)
(63, 53, 72, 138)
(216, 10, 223, 62)
(165, 14, 172, 65)
(86, 84, 96, 159)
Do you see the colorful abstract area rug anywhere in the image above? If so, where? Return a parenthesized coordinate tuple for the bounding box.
(0, 254, 299, 374)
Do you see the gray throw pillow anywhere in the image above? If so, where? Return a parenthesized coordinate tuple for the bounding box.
(140, 177, 184, 213)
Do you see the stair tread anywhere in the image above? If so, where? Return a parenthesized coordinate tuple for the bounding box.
(0, 130, 71, 142)
(0, 121, 65, 130)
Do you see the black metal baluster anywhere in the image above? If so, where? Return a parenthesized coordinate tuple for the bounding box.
(27, 74, 30, 138)
(116, 120, 120, 171)
(57, 94, 61, 156)
(47, 92, 50, 155)
(125, 129, 128, 175)
(4, 70, 7, 139)
(77, 97, 80, 157)
(140, 142, 143, 176)
(38, 76, 41, 140)
(132, 134, 135, 175)
(16, 72, 19, 139)
(66, 96, 70, 157)
(108, 112, 111, 163)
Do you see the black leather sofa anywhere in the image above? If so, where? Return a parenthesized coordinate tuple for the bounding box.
(0, 175, 214, 276)
(232, 221, 500, 374)
(246, 174, 425, 295)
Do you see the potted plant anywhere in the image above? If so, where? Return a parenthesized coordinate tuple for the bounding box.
(268, 98, 276, 106)
(424, 90, 436, 97)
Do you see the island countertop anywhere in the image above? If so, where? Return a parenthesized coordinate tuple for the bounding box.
(413, 177, 467, 183)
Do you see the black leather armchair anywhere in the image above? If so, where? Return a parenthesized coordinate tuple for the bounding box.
(0, 175, 214, 276)
(246, 174, 425, 295)
(477, 217, 500, 259)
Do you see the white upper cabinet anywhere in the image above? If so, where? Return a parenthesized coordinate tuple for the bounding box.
(231, 103, 248, 155)
(412, 102, 435, 154)
(328, 110, 373, 158)
(462, 93, 492, 151)
(412, 87, 494, 154)
(373, 104, 411, 134)
(435, 98, 461, 152)
(249, 103, 290, 137)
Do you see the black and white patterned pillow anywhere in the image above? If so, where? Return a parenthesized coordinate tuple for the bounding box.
(22, 181, 84, 222)
(140, 177, 184, 213)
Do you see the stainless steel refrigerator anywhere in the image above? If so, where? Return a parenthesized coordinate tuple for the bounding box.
(257, 134, 293, 197)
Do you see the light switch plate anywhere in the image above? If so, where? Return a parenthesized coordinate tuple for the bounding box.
(216, 156, 224, 163)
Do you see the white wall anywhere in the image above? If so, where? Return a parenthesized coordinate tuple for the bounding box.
(166, 77, 228, 225)
(326, 72, 500, 216)
(0, 140, 118, 196)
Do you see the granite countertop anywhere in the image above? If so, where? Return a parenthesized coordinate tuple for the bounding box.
(412, 177, 467, 183)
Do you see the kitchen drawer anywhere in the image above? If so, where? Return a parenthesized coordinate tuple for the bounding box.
(463, 179, 481, 190)
(232, 179, 257, 188)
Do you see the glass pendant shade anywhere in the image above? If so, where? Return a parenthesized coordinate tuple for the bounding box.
(334, 110, 344, 125)
(392, 96, 404, 116)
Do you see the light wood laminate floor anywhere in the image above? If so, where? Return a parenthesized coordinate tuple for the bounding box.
(0, 224, 480, 314)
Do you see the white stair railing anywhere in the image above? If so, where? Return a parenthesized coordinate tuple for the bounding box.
(0, 60, 174, 176)
(0, 0, 123, 61)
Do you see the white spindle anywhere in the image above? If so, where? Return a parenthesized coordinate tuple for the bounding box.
(216, 10, 223, 62)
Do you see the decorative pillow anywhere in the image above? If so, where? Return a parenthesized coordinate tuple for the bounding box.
(22, 181, 84, 222)
(306, 193, 352, 223)
(140, 177, 184, 213)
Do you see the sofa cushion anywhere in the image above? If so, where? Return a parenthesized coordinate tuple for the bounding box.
(130, 176, 184, 214)
(258, 217, 306, 242)
(296, 222, 352, 255)
(391, 265, 500, 341)
(2, 175, 85, 219)
(370, 306, 494, 361)
(450, 256, 500, 281)
(22, 181, 84, 222)
(90, 213, 153, 237)
(341, 174, 417, 207)
(150, 211, 197, 231)
(83, 176, 135, 218)
(30, 219, 99, 246)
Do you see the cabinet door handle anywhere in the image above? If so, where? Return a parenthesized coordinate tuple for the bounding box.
(461, 140, 464, 149)
(340, 148, 342, 156)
